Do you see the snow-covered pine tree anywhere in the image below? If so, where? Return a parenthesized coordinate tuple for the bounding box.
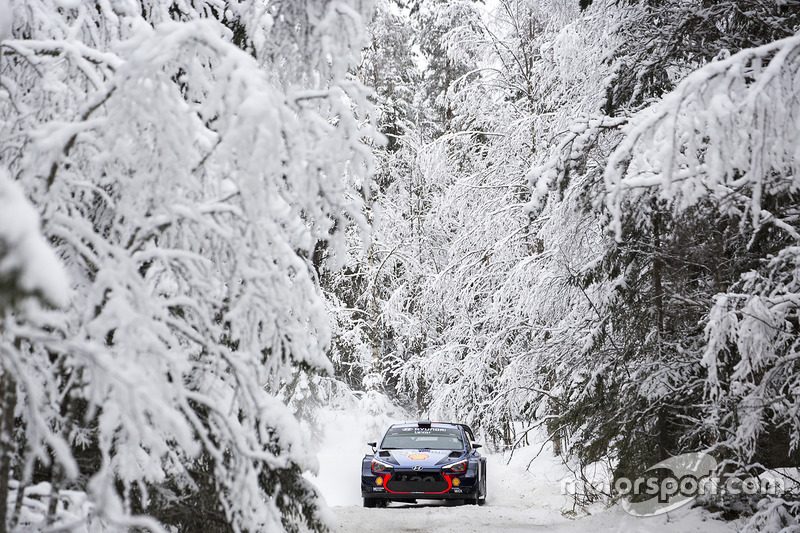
(605, 31, 800, 527)
(522, 0, 798, 484)
(410, 0, 484, 135)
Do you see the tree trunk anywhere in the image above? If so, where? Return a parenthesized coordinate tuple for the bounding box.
(367, 236, 382, 390)
(652, 206, 668, 461)
(0, 369, 18, 533)
(45, 467, 60, 527)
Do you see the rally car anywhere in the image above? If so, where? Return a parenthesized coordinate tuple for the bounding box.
(361, 420, 487, 507)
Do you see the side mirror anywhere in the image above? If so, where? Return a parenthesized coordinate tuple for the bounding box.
(471, 443, 482, 449)
(367, 441, 377, 449)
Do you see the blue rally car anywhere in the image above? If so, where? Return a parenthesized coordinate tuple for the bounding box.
(361, 420, 487, 507)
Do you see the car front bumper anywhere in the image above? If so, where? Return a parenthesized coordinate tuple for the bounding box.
(361, 470, 479, 500)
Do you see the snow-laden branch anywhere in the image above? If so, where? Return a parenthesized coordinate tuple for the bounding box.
(604, 33, 800, 239)
(0, 169, 68, 308)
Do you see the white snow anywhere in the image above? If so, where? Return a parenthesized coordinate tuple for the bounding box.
(309, 408, 738, 533)
(0, 169, 69, 307)
(0, 0, 11, 42)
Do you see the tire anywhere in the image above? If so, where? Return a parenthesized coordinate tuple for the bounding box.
(478, 463, 487, 505)
(363, 497, 377, 508)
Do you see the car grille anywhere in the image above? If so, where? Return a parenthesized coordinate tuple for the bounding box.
(386, 471, 449, 493)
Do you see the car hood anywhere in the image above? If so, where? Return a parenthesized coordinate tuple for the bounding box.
(381, 449, 464, 469)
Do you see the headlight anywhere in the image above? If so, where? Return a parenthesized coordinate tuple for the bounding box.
(443, 460, 467, 473)
(371, 459, 394, 473)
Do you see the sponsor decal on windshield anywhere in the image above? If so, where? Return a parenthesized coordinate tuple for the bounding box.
(394, 427, 458, 435)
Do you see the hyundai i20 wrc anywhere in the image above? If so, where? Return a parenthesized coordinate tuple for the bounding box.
(361, 420, 487, 507)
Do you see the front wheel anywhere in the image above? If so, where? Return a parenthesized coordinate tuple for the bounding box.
(363, 497, 377, 508)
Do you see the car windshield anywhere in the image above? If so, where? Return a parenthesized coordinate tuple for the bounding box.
(381, 427, 464, 451)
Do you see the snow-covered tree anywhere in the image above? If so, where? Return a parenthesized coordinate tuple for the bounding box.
(522, 0, 799, 490)
(0, 168, 70, 533)
(0, 0, 376, 531)
(605, 32, 800, 526)
(410, 0, 484, 135)
(362, 0, 420, 152)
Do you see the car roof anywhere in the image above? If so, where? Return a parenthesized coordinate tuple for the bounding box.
(388, 421, 477, 441)
(390, 421, 460, 428)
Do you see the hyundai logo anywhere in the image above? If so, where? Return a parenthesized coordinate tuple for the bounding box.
(412, 465, 424, 471)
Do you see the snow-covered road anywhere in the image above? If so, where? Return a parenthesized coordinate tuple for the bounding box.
(309, 408, 737, 533)
(326, 453, 734, 533)
(334, 502, 564, 533)
(331, 501, 736, 533)
(330, 452, 573, 533)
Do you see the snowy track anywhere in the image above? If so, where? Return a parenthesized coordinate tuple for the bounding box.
(309, 409, 738, 533)
(329, 471, 737, 533)
(331, 453, 572, 532)
(330, 492, 737, 533)
(334, 502, 564, 533)
(326, 456, 706, 533)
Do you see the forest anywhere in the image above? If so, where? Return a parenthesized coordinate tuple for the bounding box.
(0, 0, 799, 531)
